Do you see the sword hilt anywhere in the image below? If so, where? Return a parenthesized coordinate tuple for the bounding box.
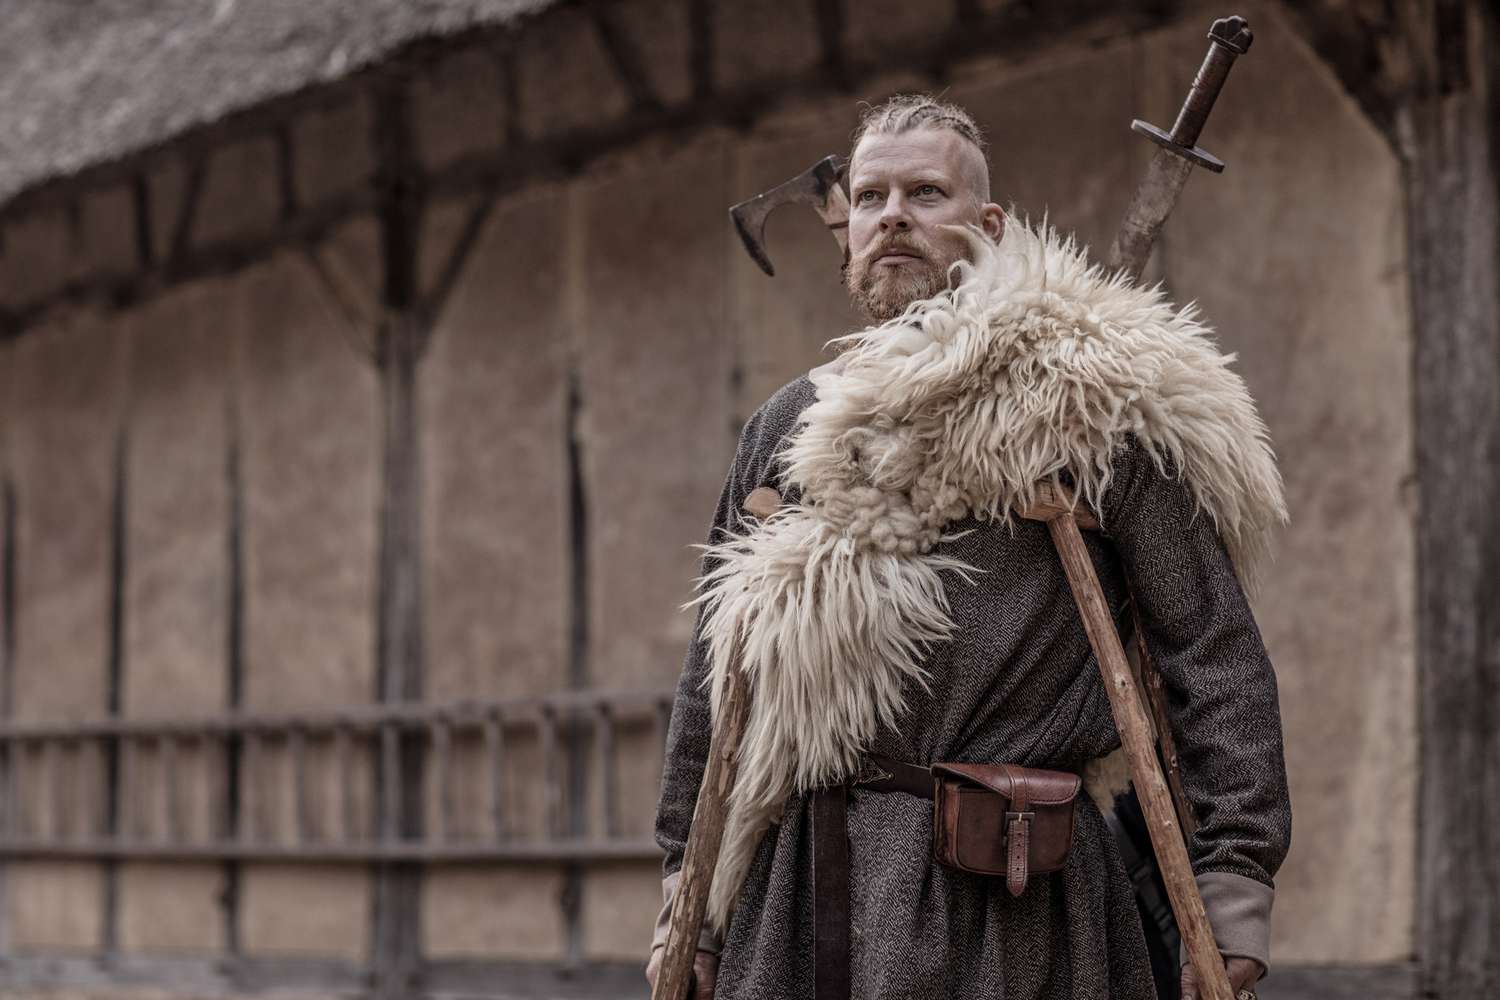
(1130, 15, 1253, 174)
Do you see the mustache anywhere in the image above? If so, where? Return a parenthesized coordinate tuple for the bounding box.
(850, 233, 932, 267)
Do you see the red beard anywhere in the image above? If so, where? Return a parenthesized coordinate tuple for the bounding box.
(844, 230, 963, 322)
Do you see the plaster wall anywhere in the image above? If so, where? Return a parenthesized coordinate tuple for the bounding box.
(116, 280, 236, 954)
(233, 251, 379, 963)
(2, 308, 123, 952)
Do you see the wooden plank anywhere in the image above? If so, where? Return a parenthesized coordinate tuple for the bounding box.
(1403, 8, 1500, 996)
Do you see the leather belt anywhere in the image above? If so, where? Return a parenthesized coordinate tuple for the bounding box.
(812, 753, 932, 1000)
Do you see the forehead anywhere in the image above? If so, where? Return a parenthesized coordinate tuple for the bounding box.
(850, 128, 975, 182)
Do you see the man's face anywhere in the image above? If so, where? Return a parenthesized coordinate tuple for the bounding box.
(844, 127, 1004, 322)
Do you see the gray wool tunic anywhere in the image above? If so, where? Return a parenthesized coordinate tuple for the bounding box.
(653, 374, 1292, 1000)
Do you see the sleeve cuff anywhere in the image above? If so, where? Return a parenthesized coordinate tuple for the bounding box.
(651, 870, 724, 956)
(1178, 871, 1273, 978)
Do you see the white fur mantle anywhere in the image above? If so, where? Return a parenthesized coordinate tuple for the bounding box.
(688, 217, 1287, 936)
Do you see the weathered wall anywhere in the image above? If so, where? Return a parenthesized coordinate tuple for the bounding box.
(235, 250, 378, 963)
(4, 306, 124, 952)
(417, 187, 572, 961)
(117, 280, 234, 954)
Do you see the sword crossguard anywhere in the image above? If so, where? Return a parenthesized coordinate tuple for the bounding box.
(1129, 14, 1253, 175)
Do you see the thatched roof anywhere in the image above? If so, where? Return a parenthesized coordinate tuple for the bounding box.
(0, 0, 556, 205)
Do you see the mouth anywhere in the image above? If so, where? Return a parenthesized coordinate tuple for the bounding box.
(875, 252, 922, 265)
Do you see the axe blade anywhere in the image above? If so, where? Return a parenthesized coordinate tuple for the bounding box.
(729, 154, 848, 276)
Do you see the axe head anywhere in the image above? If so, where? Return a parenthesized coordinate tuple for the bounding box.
(730, 154, 848, 276)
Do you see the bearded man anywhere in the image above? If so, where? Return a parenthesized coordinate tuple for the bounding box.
(645, 95, 1291, 1000)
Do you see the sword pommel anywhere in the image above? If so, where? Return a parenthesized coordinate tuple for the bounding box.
(1208, 15, 1253, 55)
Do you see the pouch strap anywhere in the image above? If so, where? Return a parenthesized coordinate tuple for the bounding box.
(1005, 767, 1032, 896)
(1006, 810, 1034, 896)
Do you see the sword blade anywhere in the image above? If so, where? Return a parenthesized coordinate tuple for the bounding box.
(1105, 146, 1196, 281)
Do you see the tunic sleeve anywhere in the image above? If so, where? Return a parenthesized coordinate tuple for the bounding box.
(649, 380, 811, 956)
(1098, 438, 1293, 976)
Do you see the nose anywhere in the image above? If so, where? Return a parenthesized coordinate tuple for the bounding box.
(878, 193, 911, 232)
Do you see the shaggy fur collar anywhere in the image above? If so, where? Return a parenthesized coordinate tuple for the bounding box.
(690, 217, 1287, 935)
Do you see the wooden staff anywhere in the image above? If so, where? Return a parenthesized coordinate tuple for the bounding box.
(1022, 485, 1232, 1000)
(653, 487, 782, 1000)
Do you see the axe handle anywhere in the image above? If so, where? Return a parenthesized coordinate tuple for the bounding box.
(652, 628, 753, 1000)
(1038, 499, 1235, 1000)
(816, 183, 853, 261)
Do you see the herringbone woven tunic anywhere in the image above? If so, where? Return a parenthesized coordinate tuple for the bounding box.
(654, 374, 1292, 999)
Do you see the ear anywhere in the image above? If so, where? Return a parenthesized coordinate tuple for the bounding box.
(979, 202, 1005, 240)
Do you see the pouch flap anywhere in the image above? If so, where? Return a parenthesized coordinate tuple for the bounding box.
(930, 762, 1081, 806)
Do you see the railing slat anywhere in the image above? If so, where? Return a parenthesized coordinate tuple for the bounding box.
(238, 733, 259, 845)
(161, 735, 181, 845)
(289, 726, 309, 845)
(431, 717, 451, 844)
(540, 707, 559, 840)
(596, 703, 617, 840)
(335, 723, 355, 843)
(381, 722, 399, 844)
(121, 738, 138, 841)
(484, 711, 505, 842)
(74, 738, 92, 842)
(40, 738, 58, 841)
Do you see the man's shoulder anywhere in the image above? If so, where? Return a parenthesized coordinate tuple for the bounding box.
(747, 373, 817, 434)
(733, 373, 817, 484)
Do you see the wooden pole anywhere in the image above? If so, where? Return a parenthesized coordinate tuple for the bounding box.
(651, 632, 750, 1000)
(1040, 499, 1234, 1000)
(652, 487, 780, 1000)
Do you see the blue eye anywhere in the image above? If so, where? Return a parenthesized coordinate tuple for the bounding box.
(857, 190, 879, 203)
(917, 184, 940, 196)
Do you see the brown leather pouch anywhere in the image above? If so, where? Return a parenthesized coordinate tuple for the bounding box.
(930, 761, 1082, 896)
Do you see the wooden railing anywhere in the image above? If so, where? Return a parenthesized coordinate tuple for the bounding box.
(0, 690, 675, 863)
